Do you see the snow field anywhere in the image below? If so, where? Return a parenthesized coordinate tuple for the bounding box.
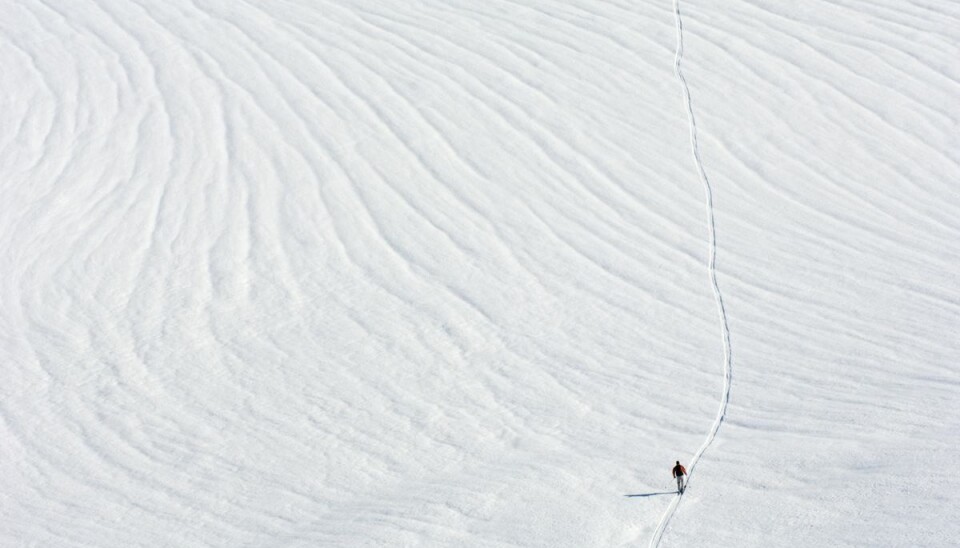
(2, 1, 959, 546)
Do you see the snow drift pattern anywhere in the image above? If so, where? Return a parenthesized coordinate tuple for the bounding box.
(2, 1, 959, 546)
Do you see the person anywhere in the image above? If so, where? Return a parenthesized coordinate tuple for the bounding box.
(672, 461, 687, 493)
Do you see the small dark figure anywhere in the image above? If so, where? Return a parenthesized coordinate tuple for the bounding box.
(672, 461, 687, 493)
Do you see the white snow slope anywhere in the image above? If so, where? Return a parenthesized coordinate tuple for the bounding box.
(2, 1, 959, 546)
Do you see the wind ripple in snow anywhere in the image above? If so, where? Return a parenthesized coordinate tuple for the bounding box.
(1, 1, 959, 547)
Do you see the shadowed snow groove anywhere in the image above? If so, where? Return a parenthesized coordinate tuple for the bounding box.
(649, 1, 734, 546)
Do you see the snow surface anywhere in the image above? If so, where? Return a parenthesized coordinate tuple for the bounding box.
(2, 1, 959, 546)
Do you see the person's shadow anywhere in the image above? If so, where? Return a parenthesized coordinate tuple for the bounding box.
(624, 491, 675, 498)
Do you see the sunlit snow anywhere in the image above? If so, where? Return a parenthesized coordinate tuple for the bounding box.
(2, 1, 958, 546)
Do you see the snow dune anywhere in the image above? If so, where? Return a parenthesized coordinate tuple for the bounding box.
(2, 1, 958, 546)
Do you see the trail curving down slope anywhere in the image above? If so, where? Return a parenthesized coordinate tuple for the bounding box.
(649, 1, 734, 546)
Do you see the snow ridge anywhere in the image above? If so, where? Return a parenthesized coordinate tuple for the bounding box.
(649, 1, 733, 546)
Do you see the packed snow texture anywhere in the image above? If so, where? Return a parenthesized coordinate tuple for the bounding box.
(2, 1, 959, 546)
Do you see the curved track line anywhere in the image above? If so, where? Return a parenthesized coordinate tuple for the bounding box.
(649, 1, 733, 546)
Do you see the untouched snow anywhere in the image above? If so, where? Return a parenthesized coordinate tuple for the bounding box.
(2, 1, 959, 546)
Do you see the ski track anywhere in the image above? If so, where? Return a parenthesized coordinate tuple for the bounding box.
(2, 1, 960, 546)
(648, 1, 733, 546)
